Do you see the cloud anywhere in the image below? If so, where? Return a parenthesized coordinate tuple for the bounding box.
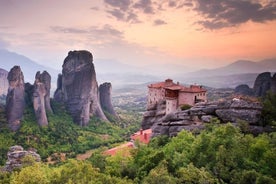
(133, 0, 154, 14)
(153, 19, 167, 26)
(104, 0, 131, 11)
(51, 25, 123, 37)
(188, 0, 276, 29)
(51, 24, 124, 46)
(103, 0, 156, 23)
(51, 27, 88, 34)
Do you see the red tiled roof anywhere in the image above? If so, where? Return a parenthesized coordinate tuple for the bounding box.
(148, 82, 166, 88)
(149, 80, 207, 93)
(131, 129, 152, 144)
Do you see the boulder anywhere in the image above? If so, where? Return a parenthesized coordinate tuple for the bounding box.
(99, 82, 118, 118)
(6, 66, 25, 131)
(3, 145, 41, 172)
(60, 50, 107, 126)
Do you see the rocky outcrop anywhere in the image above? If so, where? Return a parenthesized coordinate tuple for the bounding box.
(141, 100, 166, 130)
(55, 50, 107, 126)
(3, 145, 41, 172)
(234, 84, 254, 96)
(6, 66, 25, 131)
(271, 73, 276, 94)
(33, 71, 51, 126)
(35, 71, 52, 113)
(99, 82, 117, 119)
(142, 98, 265, 137)
(0, 68, 8, 96)
(53, 74, 63, 102)
(253, 72, 272, 97)
(235, 72, 276, 97)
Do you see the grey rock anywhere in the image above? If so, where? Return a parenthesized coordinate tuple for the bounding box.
(235, 84, 254, 96)
(99, 82, 117, 119)
(201, 115, 215, 123)
(271, 73, 276, 94)
(61, 50, 107, 126)
(6, 66, 25, 131)
(253, 72, 272, 97)
(3, 145, 41, 172)
(35, 71, 52, 113)
(33, 72, 49, 126)
(216, 109, 261, 125)
(53, 74, 64, 102)
(229, 99, 262, 110)
(141, 100, 166, 130)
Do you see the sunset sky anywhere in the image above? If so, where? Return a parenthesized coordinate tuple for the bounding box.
(0, 0, 275, 70)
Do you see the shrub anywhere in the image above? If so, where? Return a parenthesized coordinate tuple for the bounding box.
(180, 104, 192, 111)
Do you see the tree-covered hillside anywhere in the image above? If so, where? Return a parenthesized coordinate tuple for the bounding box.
(0, 123, 275, 183)
(0, 100, 141, 165)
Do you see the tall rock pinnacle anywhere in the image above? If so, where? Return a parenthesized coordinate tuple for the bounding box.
(6, 66, 25, 131)
(33, 71, 52, 126)
(99, 82, 118, 119)
(58, 50, 107, 126)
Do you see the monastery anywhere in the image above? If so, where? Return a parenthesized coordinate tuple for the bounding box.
(147, 79, 207, 114)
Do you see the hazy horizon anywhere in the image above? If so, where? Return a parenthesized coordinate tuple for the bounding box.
(0, 0, 275, 71)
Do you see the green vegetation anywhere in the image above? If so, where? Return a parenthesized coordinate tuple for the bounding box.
(0, 101, 140, 165)
(0, 123, 275, 183)
(0, 90, 276, 183)
(261, 91, 276, 126)
(180, 104, 192, 111)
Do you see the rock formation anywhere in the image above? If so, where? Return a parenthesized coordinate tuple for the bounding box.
(271, 73, 276, 94)
(142, 98, 266, 137)
(235, 72, 276, 97)
(99, 82, 117, 119)
(35, 71, 52, 113)
(55, 50, 107, 126)
(141, 100, 166, 130)
(33, 71, 52, 126)
(234, 84, 254, 96)
(53, 74, 63, 102)
(3, 145, 41, 172)
(253, 72, 272, 97)
(6, 66, 25, 131)
(0, 68, 8, 96)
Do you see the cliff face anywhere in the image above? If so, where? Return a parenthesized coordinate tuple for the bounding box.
(142, 98, 268, 137)
(33, 71, 52, 126)
(0, 68, 8, 96)
(99, 82, 118, 119)
(6, 66, 25, 131)
(56, 50, 107, 126)
(253, 72, 272, 97)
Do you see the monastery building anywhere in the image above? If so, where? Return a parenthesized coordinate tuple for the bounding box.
(147, 79, 207, 114)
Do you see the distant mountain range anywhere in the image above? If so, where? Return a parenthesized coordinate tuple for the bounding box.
(185, 59, 276, 77)
(0, 49, 275, 89)
(177, 59, 276, 88)
(0, 49, 60, 85)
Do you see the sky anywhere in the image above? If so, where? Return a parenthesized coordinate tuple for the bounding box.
(0, 0, 275, 70)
